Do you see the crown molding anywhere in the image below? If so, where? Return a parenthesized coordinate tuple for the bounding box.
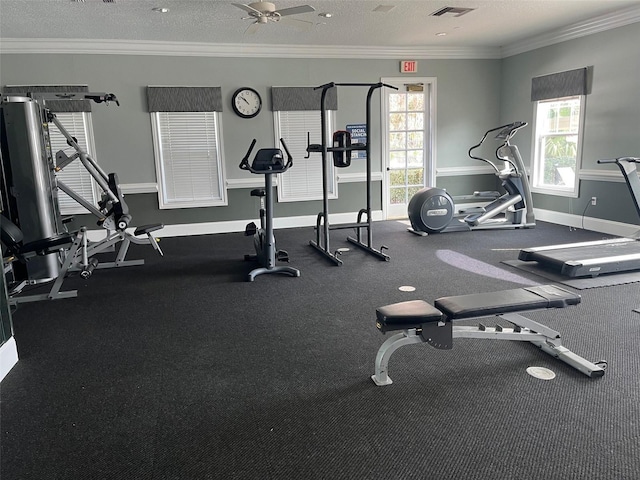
(1, 6, 637, 60)
(0, 38, 501, 59)
(501, 4, 640, 58)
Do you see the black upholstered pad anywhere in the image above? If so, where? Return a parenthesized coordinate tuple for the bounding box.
(21, 234, 74, 255)
(376, 300, 443, 332)
(434, 284, 581, 320)
(134, 224, 163, 236)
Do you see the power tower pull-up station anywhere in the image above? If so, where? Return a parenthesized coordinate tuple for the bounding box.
(306, 81, 397, 266)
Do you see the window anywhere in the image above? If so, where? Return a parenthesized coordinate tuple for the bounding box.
(147, 86, 226, 209)
(271, 86, 338, 202)
(531, 96, 584, 196)
(151, 111, 226, 209)
(48, 112, 99, 215)
(530, 67, 588, 197)
(388, 90, 426, 206)
(274, 110, 336, 202)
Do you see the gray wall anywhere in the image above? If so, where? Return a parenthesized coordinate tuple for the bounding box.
(0, 53, 502, 228)
(500, 23, 640, 224)
(2, 22, 638, 230)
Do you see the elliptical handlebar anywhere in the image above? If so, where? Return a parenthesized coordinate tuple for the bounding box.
(468, 121, 528, 174)
(598, 156, 640, 165)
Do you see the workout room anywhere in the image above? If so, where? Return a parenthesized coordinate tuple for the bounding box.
(1, 2, 639, 479)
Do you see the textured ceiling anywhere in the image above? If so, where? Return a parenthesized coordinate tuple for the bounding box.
(1, 0, 639, 48)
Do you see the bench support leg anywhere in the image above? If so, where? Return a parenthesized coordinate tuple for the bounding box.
(372, 314, 606, 385)
(371, 329, 423, 386)
(534, 342, 605, 378)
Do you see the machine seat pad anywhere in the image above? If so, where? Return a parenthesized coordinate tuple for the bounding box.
(21, 233, 74, 255)
(134, 224, 164, 236)
(376, 300, 443, 332)
(434, 285, 580, 320)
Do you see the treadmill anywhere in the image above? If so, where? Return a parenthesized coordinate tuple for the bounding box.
(518, 156, 640, 278)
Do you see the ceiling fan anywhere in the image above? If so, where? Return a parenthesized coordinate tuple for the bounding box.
(232, 2, 316, 34)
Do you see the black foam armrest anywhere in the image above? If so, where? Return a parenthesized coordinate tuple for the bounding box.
(435, 285, 580, 320)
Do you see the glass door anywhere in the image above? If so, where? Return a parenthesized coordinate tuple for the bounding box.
(381, 78, 435, 219)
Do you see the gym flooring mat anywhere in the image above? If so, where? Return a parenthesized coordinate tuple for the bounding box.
(3, 220, 639, 480)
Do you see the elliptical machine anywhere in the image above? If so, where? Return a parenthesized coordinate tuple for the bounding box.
(239, 138, 301, 282)
(408, 121, 535, 234)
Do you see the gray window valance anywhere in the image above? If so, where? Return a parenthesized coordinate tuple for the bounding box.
(271, 87, 338, 111)
(2, 85, 91, 112)
(531, 68, 588, 102)
(146, 86, 223, 112)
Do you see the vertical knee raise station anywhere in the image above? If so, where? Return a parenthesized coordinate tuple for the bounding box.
(306, 82, 397, 265)
(371, 285, 606, 386)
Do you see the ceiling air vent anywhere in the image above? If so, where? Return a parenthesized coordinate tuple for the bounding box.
(430, 6, 476, 17)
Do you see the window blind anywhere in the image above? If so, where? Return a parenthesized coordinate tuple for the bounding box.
(48, 112, 98, 215)
(153, 111, 225, 208)
(276, 110, 335, 202)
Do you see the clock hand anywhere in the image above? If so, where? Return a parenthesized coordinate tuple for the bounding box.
(241, 96, 250, 105)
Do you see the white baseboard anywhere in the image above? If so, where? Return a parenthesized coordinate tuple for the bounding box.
(86, 210, 385, 240)
(534, 208, 639, 237)
(85, 208, 637, 240)
(0, 336, 18, 383)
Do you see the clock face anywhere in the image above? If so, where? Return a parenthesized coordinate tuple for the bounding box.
(232, 88, 262, 118)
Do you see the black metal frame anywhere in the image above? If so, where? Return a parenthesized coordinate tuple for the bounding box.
(307, 82, 397, 265)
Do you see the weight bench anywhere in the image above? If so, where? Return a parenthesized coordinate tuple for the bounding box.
(371, 285, 606, 386)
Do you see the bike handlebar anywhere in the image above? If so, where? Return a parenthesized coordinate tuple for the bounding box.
(239, 138, 293, 173)
(239, 139, 258, 171)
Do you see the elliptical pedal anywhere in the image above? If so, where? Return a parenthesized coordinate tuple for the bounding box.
(276, 250, 290, 262)
(245, 222, 257, 236)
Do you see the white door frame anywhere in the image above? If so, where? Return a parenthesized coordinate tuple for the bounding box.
(380, 77, 437, 220)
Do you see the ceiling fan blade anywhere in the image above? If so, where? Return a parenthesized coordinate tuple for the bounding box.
(233, 3, 263, 15)
(276, 5, 315, 16)
(279, 17, 313, 30)
(245, 22, 262, 34)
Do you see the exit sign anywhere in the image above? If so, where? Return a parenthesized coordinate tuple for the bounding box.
(400, 60, 417, 73)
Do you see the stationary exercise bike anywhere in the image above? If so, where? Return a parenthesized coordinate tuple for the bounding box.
(239, 138, 301, 282)
(408, 121, 535, 234)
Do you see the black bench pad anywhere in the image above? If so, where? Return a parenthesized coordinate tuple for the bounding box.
(376, 300, 442, 333)
(134, 224, 163, 236)
(434, 285, 580, 320)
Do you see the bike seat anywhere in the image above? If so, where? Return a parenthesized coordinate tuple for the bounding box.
(250, 189, 266, 197)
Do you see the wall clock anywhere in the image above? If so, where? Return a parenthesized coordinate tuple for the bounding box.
(232, 87, 262, 119)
